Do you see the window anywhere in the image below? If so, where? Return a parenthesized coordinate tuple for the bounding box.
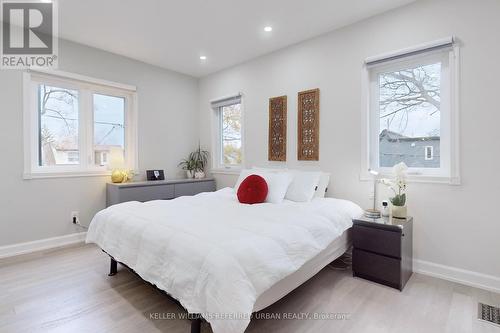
(211, 95, 243, 170)
(39, 85, 79, 166)
(220, 103, 242, 165)
(363, 38, 459, 183)
(93, 93, 125, 167)
(425, 146, 434, 161)
(24, 71, 137, 178)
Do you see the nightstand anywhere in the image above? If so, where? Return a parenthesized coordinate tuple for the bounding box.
(352, 216, 413, 291)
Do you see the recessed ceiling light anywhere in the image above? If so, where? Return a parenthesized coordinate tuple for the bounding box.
(199, 56, 207, 60)
(264, 26, 273, 32)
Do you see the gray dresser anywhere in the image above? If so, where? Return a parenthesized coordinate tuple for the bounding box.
(106, 178, 216, 207)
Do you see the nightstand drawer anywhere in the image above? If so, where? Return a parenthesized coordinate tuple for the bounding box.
(353, 225, 401, 258)
(353, 248, 401, 287)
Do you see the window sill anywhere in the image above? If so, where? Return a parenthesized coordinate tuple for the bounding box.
(210, 168, 241, 176)
(23, 171, 112, 180)
(359, 172, 461, 185)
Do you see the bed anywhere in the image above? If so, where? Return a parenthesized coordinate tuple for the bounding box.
(86, 187, 363, 333)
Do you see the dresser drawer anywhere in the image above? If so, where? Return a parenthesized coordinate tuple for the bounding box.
(107, 179, 216, 207)
(174, 181, 215, 197)
(353, 248, 401, 287)
(118, 184, 175, 203)
(353, 225, 401, 258)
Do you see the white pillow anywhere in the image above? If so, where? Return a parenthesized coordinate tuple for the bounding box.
(261, 172, 293, 203)
(314, 172, 331, 198)
(285, 170, 322, 202)
(234, 169, 254, 190)
(234, 169, 293, 204)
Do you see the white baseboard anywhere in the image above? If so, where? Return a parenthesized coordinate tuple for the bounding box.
(0, 232, 87, 259)
(414, 259, 500, 294)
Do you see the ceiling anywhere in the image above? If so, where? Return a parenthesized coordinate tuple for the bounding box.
(58, 0, 415, 77)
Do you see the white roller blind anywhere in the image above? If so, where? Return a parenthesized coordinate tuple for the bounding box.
(211, 94, 241, 109)
(365, 37, 455, 67)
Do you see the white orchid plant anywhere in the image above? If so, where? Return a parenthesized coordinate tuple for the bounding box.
(380, 162, 408, 207)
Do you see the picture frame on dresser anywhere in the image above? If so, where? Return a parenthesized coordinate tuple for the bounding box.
(146, 169, 165, 181)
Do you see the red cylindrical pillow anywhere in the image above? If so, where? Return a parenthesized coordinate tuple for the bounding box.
(237, 174, 268, 204)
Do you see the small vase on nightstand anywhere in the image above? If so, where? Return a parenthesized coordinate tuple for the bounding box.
(392, 205, 407, 219)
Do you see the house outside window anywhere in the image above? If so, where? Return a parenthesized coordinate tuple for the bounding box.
(67, 151, 79, 164)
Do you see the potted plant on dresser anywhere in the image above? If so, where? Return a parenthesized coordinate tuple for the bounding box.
(381, 162, 408, 219)
(178, 146, 209, 179)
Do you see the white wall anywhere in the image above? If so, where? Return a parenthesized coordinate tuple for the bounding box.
(0, 39, 199, 246)
(199, 0, 500, 281)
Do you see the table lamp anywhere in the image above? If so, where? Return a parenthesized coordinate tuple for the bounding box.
(109, 147, 128, 183)
(364, 169, 381, 218)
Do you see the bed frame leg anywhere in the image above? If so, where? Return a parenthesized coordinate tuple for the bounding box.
(190, 316, 201, 333)
(108, 258, 117, 276)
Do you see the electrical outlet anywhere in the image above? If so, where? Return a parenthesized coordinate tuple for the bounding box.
(71, 211, 79, 224)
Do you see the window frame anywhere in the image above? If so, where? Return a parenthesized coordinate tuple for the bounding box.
(23, 70, 138, 179)
(211, 95, 244, 173)
(361, 41, 460, 184)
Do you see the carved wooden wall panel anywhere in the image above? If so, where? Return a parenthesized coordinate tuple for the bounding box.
(298, 89, 320, 161)
(268, 96, 287, 161)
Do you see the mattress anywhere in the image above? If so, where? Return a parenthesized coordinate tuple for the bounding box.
(254, 229, 350, 311)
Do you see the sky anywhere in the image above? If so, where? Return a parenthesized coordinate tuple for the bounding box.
(93, 94, 125, 147)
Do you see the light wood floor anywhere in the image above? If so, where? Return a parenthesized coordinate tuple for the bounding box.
(1, 244, 499, 333)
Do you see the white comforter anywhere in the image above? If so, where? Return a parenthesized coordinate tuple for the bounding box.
(86, 188, 362, 333)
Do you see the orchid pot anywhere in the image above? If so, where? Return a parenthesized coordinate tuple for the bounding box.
(392, 205, 407, 219)
(381, 162, 409, 219)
